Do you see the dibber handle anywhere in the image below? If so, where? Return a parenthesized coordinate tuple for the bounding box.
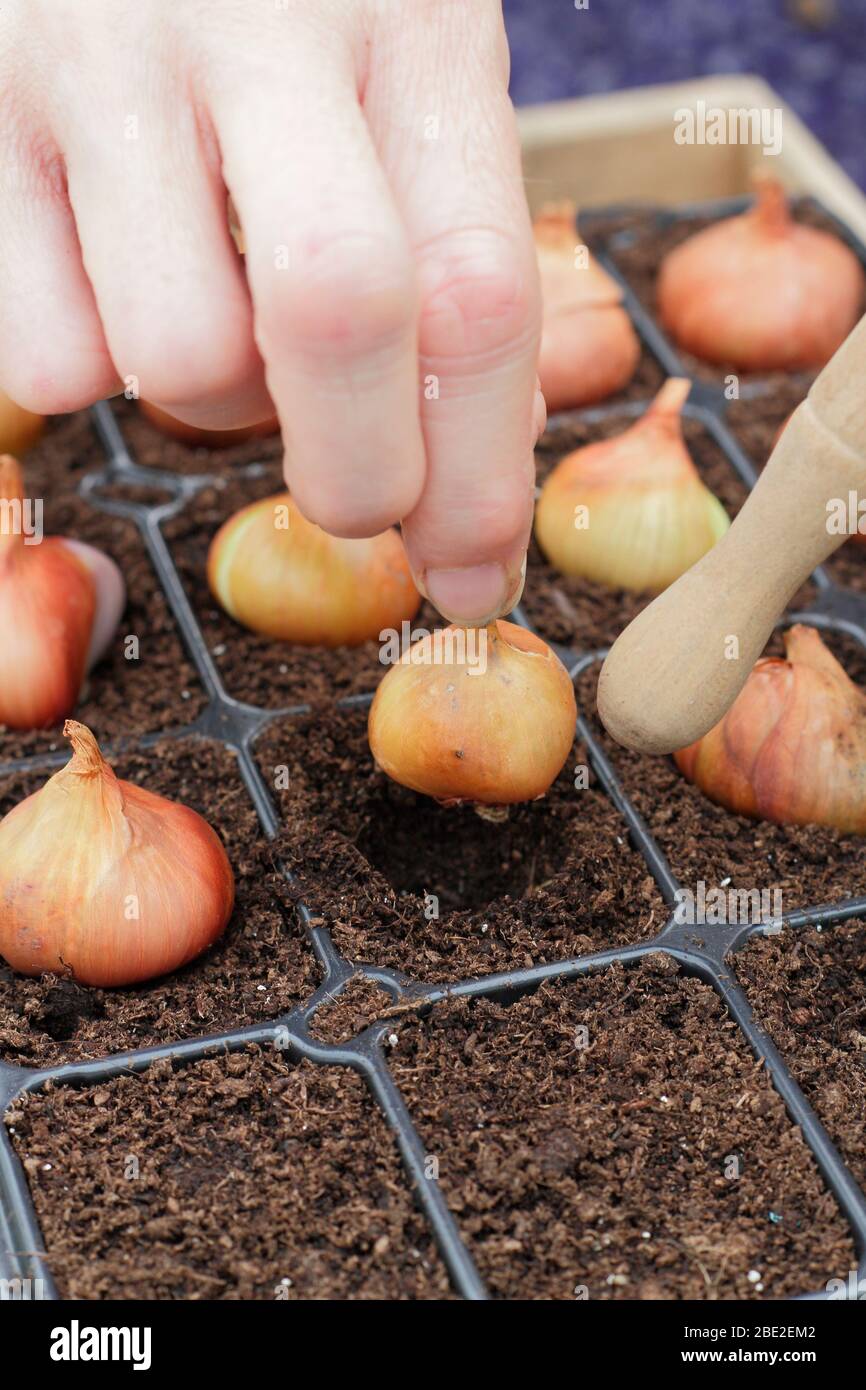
(596, 314, 866, 755)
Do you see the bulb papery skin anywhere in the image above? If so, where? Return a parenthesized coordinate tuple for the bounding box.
(534, 378, 730, 594)
(0, 390, 44, 454)
(0, 722, 235, 986)
(534, 202, 639, 411)
(368, 620, 577, 805)
(0, 455, 103, 729)
(657, 179, 865, 370)
(60, 539, 127, 671)
(208, 492, 420, 647)
(674, 626, 866, 833)
(140, 399, 279, 447)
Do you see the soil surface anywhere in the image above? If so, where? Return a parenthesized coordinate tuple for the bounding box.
(732, 920, 866, 1192)
(256, 704, 666, 984)
(6, 1048, 450, 1299)
(1, 412, 205, 760)
(574, 638, 866, 912)
(0, 738, 316, 1069)
(387, 958, 855, 1299)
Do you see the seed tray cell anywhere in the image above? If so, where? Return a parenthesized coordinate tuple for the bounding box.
(7, 1051, 452, 1301)
(596, 195, 866, 391)
(160, 463, 441, 709)
(1, 196, 866, 1302)
(733, 922, 866, 1194)
(254, 704, 666, 982)
(0, 736, 316, 1071)
(388, 962, 857, 1301)
(4, 410, 207, 759)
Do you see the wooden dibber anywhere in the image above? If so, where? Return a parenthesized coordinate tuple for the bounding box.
(597, 313, 866, 754)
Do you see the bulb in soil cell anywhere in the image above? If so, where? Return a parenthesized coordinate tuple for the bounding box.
(0, 722, 235, 987)
(675, 626, 866, 833)
(0, 455, 125, 729)
(534, 202, 640, 411)
(657, 178, 865, 370)
(208, 492, 420, 647)
(139, 398, 279, 447)
(368, 620, 576, 806)
(0, 388, 44, 454)
(534, 378, 729, 594)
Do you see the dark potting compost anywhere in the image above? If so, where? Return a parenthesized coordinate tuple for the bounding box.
(2, 196, 866, 1302)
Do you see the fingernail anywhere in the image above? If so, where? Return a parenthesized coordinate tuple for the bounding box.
(425, 563, 510, 625)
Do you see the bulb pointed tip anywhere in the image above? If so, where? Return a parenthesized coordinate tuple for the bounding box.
(63, 720, 106, 773)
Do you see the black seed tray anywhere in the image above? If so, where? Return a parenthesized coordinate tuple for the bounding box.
(1, 195, 866, 1303)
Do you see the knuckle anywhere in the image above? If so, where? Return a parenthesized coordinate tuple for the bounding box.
(257, 232, 416, 358)
(0, 347, 113, 415)
(289, 473, 416, 540)
(417, 228, 540, 364)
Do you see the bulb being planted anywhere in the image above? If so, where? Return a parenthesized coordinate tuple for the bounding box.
(208, 492, 420, 647)
(535, 378, 729, 593)
(368, 620, 576, 806)
(0, 455, 125, 729)
(0, 722, 235, 986)
(534, 202, 639, 411)
(675, 626, 866, 833)
(658, 178, 864, 370)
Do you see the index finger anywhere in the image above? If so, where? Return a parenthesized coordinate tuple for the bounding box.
(363, 1, 541, 624)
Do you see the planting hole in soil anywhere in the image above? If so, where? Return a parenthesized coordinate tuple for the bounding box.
(257, 705, 665, 980)
(0, 738, 316, 1068)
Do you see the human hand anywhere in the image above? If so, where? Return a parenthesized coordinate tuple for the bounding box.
(0, 0, 542, 623)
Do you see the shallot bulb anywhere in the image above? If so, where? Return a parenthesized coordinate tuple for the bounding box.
(675, 626, 866, 833)
(0, 455, 125, 729)
(0, 722, 235, 986)
(658, 179, 865, 370)
(368, 620, 576, 806)
(534, 378, 729, 593)
(534, 202, 639, 411)
(139, 399, 279, 447)
(0, 388, 44, 454)
(208, 492, 420, 647)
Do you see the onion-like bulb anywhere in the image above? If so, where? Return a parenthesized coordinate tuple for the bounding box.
(139, 399, 279, 447)
(0, 455, 125, 729)
(534, 202, 639, 411)
(0, 722, 235, 986)
(658, 179, 865, 370)
(368, 620, 576, 806)
(208, 492, 420, 647)
(0, 388, 44, 454)
(534, 378, 729, 594)
(675, 626, 866, 833)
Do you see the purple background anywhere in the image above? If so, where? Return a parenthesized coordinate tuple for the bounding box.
(503, 0, 866, 189)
